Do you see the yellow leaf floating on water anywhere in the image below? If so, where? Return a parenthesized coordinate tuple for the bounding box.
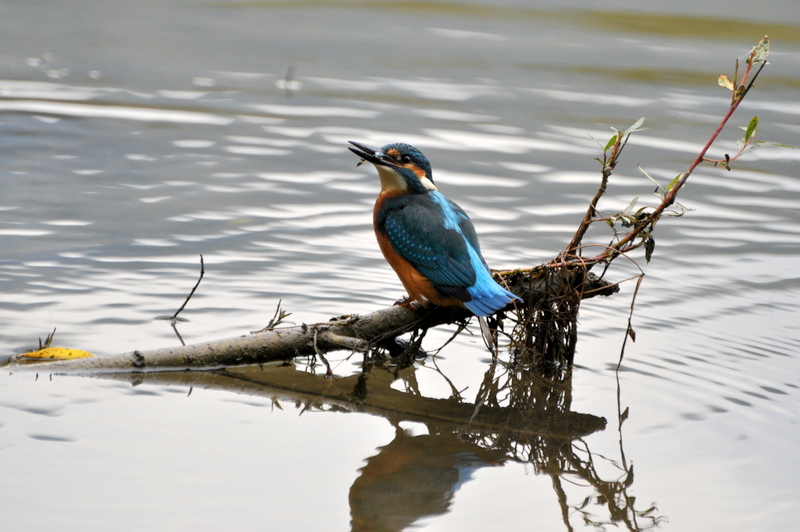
(19, 347, 93, 360)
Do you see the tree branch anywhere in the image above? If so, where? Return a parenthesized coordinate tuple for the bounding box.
(7, 271, 616, 373)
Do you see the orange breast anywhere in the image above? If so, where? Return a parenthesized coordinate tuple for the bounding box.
(373, 195, 463, 309)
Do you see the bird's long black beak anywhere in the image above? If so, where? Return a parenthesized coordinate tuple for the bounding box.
(348, 141, 397, 168)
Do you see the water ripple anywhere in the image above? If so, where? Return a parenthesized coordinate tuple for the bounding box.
(0, 99, 233, 125)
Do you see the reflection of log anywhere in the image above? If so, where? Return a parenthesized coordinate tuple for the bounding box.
(81, 363, 606, 440)
(7, 270, 616, 373)
(81, 362, 612, 530)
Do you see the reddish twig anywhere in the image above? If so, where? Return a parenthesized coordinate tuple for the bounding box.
(584, 36, 770, 266)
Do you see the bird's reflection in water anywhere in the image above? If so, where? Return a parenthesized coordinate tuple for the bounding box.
(71, 354, 663, 531)
(346, 359, 664, 532)
(350, 427, 505, 532)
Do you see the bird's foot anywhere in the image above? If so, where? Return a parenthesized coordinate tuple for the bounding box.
(393, 297, 421, 311)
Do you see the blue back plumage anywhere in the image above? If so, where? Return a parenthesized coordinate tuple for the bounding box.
(378, 189, 521, 316)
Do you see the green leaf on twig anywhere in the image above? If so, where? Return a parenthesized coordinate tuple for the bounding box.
(744, 116, 758, 144)
(638, 164, 665, 198)
(754, 141, 800, 150)
(623, 117, 645, 136)
(665, 174, 682, 193)
(604, 134, 619, 152)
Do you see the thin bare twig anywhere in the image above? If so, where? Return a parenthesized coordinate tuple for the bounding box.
(253, 299, 292, 333)
(171, 254, 205, 320)
(564, 124, 636, 256)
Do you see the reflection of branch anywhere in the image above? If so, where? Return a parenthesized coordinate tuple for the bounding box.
(562, 440, 665, 531)
(30, 349, 662, 531)
(84, 363, 605, 440)
(467, 359, 665, 531)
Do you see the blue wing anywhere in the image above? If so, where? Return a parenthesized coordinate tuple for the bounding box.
(379, 191, 520, 315)
(382, 194, 476, 300)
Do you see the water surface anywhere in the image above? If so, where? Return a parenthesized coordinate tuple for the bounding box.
(1, 2, 799, 531)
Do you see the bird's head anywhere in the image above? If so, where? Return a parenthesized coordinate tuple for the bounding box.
(348, 141, 436, 195)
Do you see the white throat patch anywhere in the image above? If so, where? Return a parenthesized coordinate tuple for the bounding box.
(374, 164, 438, 193)
(419, 176, 437, 191)
(376, 165, 408, 192)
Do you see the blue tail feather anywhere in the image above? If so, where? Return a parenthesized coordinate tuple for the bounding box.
(464, 277, 521, 317)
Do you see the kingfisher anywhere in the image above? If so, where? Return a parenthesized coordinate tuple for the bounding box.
(348, 141, 521, 317)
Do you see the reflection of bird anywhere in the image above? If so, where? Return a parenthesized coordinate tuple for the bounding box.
(349, 427, 504, 532)
(348, 141, 521, 316)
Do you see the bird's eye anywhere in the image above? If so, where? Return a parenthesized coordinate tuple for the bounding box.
(401, 155, 411, 164)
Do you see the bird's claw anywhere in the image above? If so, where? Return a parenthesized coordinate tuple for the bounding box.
(393, 297, 421, 311)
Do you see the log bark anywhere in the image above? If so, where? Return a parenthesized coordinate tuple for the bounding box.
(6, 269, 617, 374)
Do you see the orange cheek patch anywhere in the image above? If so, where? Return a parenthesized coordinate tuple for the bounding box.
(404, 163, 426, 179)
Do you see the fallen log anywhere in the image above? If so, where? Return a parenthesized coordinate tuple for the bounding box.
(6, 269, 616, 373)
